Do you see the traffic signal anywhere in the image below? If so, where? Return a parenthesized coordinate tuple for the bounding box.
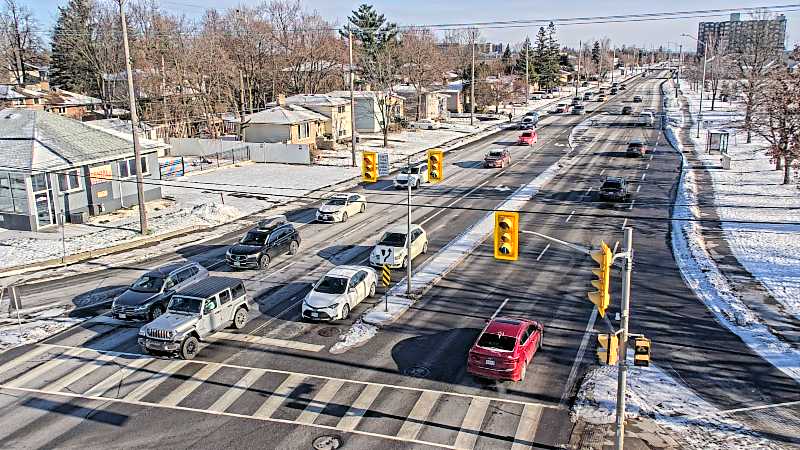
(634, 336, 651, 367)
(588, 241, 613, 317)
(494, 211, 519, 261)
(596, 333, 619, 365)
(362, 151, 378, 183)
(427, 148, 444, 183)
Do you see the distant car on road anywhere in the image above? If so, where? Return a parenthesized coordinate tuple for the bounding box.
(597, 94, 607, 102)
(583, 92, 593, 101)
(619, 84, 627, 91)
(571, 104, 586, 115)
(598, 176, 631, 202)
(113, 261, 209, 321)
(523, 111, 540, 122)
(639, 111, 655, 127)
(609, 87, 618, 95)
(485, 149, 511, 168)
(370, 224, 428, 269)
(621, 106, 634, 115)
(633, 95, 643, 103)
(626, 139, 648, 157)
(410, 119, 441, 130)
(517, 130, 538, 146)
(226, 215, 300, 270)
(467, 317, 544, 382)
(554, 103, 571, 114)
(571, 97, 582, 106)
(393, 162, 429, 189)
(301, 265, 377, 322)
(316, 193, 366, 223)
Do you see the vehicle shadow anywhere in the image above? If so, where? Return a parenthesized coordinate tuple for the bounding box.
(391, 327, 480, 383)
(175, 244, 229, 261)
(454, 161, 483, 169)
(493, 141, 519, 146)
(68, 285, 129, 318)
(316, 245, 372, 265)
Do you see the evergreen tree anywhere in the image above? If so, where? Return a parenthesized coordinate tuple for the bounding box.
(501, 44, 512, 74)
(545, 22, 561, 87)
(532, 27, 548, 85)
(50, 0, 95, 92)
(514, 37, 536, 84)
(591, 41, 601, 66)
(341, 4, 397, 65)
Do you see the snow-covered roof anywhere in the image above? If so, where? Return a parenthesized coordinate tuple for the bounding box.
(48, 88, 102, 106)
(326, 90, 404, 100)
(245, 104, 327, 125)
(285, 94, 348, 107)
(0, 85, 25, 100)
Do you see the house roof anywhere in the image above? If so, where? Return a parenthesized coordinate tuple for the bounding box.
(326, 90, 404, 100)
(0, 108, 159, 172)
(0, 85, 25, 100)
(285, 94, 349, 107)
(245, 104, 327, 125)
(48, 88, 102, 106)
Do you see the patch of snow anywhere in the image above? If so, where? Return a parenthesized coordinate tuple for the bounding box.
(0, 307, 82, 352)
(573, 362, 784, 450)
(329, 320, 377, 354)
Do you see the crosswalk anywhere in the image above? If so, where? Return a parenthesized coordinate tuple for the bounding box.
(0, 344, 561, 449)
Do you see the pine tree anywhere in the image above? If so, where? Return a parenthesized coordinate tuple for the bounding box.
(341, 4, 397, 61)
(545, 22, 561, 87)
(532, 27, 548, 87)
(50, 0, 95, 92)
(501, 44, 512, 74)
(591, 41, 601, 66)
(514, 37, 536, 84)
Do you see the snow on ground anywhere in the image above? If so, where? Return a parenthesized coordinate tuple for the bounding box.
(678, 81, 800, 322)
(662, 81, 800, 383)
(0, 306, 82, 352)
(329, 320, 377, 354)
(573, 361, 784, 450)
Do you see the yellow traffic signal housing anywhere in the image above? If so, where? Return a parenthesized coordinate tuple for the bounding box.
(427, 148, 444, 183)
(597, 333, 619, 365)
(494, 211, 519, 261)
(588, 241, 613, 317)
(634, 336, 651, 367)
(362, 151, 378, 183)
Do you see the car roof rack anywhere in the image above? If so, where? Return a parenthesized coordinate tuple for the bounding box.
(257, 214, 288, 231)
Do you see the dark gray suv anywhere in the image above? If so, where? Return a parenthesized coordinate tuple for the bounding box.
(112, 261, 209, 321)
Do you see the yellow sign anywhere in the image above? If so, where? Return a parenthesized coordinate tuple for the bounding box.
(96, 190, 108, 198)
(89, 164, 113, 184)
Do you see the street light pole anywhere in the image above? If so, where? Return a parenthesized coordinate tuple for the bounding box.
(406, 156, 412, 295)
(470, 30, 476, 126)
(348, 30, 357, 168)
(575, 40, 582, 97)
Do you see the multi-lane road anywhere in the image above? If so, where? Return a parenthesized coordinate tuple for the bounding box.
(0, 73, 797, 449)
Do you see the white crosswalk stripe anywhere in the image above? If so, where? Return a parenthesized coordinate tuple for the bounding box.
(253, 373, 307, 419)
(123, 360, 189, 402)
(295, 378, 345, 425)
(0, 345, 52, 377)
(337, 384, 382, 432)
(160, 363, 221, 407)
(454, 397, 490, 450)
(83, 357, 151, 397)
(510, 404, 543, 450)
(5, 347, 83, 388)
(207, 369, 263, 413)
(42, 351, 117, 392)
(396, 391, 441, 441)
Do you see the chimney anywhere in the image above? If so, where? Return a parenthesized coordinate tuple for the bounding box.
(277, 94, 286, 106)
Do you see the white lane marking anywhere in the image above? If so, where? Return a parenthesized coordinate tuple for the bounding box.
(536, 244, 551, 262)
(208, 368, 265, 413)
(420, 179, 491, 226)
(295, 378, 346, 424)
(160, 363, 222, 406)
(649, 153, 654, 161)
(599, 168, 605, 175)
(565, 210, 575, 223)
(396, 391, 442, 441)
(628, 199, 636, 210)
(560, 307, 599, 406)
(337, 384, 383, 431)
(43, 351, 117, 392)
(645, 163, 650, 170)
(0, 345, 53, 377)
(84, 357, 152, 397)
(489, 298, 510, 323)
(641, 173, 647, 181)
(5, 347, 83, 388)
(124, 360, 189, 402)
(621, 218, 628, 230)
(210, 331, 324, 353)
(636, 185, 641, 193)
(208, 260, 227, 270)
(584, 187, 593, 197)
(0, 384, 455, 450)
(252, 373, 307, 419)
(612, 241, 620, 255)
(454, 397, 490, 450)
(718, 400, 800, 415)
(510, 404, 544, 450)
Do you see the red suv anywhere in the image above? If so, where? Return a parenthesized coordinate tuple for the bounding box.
(517, 130, 538, 146)
(467, 317, 543, 382)
(483, 149, 511, 168)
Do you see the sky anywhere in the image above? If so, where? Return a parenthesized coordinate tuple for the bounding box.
(24, 0, 800, 52)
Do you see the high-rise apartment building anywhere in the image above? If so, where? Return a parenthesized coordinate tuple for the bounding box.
(697, 13, 787, 55)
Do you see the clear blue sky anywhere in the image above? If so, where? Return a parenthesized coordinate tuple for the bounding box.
(24, 0, 800, 51)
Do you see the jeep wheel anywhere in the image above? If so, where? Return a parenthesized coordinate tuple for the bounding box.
(232, 307, 248, 330)
(368, 283, 376, 297)
(148, 304, 166, 321)
(341, 303, 351, 320)
(259, 255, 271, 270)
(422, 242, 428, 254)
(289, 240, 299, 255)
(341, 212, 348, 223)
(180, 336, 199, 360)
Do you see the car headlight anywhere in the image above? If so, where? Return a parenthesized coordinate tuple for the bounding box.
(133, 304, 149, 311)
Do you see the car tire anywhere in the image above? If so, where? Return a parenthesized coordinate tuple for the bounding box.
(422, 242, 428, 254)
(148, 304, 166, 321)
(232, 307, 248, 330)
(341, 303, 350, 320)
(180, 336, 199, 360)
(369, 283, 376, 297)
(289, 240, 299, 255)
(259, 255, 271, 270)
(341, 212, 348, 223)
(415, 180, 420, 189)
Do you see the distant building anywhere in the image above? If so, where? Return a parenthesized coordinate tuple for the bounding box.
(242, 102, 327, 147)
(326, 90, 404, 133)
(697, 13, 787, 55)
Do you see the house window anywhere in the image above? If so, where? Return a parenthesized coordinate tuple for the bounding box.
(0, 171, 29, 214)
(58, 169, 81, 192)
(337, 105, 346, 113)
(118, 157, 149, 178)
(299, 122, 311, 139)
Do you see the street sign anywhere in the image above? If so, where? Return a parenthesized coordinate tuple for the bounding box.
(381, 264, 391, 287)
(378, 153, 389, 177)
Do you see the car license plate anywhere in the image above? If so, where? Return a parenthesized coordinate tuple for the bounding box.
(234, 261, 241, 267)
(311, 312, 319, 318)
(485, 359, 495, 366)
(118, 313, 126, 319)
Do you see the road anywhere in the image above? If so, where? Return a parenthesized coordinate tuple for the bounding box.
(0, 72, 797, 449)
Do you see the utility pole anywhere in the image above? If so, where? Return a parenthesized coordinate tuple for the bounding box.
(676, 44, 683, 98)
(698, 38, 708, 139)
(614, 227, 633, 450)
(575, 40, 582, 97)
(470, 29, 476, 126)
(239, 69, 246, 140)
(611, 47, 616, 84)
(118, 0, 147, 234)
(406, 156, 412, 294)
(349, 30, 357, 168)
(525, 37, 530, 104)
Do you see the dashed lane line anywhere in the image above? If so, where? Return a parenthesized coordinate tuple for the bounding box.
(536, 244, 551, 262)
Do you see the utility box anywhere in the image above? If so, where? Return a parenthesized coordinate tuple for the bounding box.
(721, 155, 731, 170)
(69, 211, 88, 224)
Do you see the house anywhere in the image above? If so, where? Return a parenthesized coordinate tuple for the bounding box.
(326, 90, 404, 133)
(242, 103, 327, 147)
(0, 85, 46, 109)
(436, 81, 466, 114)
(393, 85, 449, 121)
(44, 88, 105, 121)
(0, 108, 166, 231)
(284, 94, 352, 143)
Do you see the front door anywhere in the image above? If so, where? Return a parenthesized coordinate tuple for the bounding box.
(34, 192, 53, 227)
(199, 296, 223, 337)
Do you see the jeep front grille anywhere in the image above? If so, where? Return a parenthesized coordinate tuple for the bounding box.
(147, 328, 171, 340)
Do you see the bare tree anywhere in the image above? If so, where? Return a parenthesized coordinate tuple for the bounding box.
(399, 27, 445, 121)
(0, 0, 42, 84)
(753, 68, 800, 184)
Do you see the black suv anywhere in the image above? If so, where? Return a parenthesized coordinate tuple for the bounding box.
(112, 261, 208, 321)
(626, 139, 647, 157)
(226, 215, 301, 270)
(598, 176, 631, 202)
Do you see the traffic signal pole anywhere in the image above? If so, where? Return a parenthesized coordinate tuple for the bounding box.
(614, 226, 633, 450)
(407, 156, 412, 295)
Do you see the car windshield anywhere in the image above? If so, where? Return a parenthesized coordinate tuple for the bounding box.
(240, 231, 267, 246)
(487, 151, 503, 158)
(521, 132, 532, 137)
(401, 167, 421, 175)
(315, 276, 348, 295)
(477, 333, 517, 352)
(629, 143, 643, 148)
(379, 232, 407, 247)
(326, 198, 347, 206)
(130, 275, 164, 293)
(168, 296, 202, 314)
(602, 181, 623, 190)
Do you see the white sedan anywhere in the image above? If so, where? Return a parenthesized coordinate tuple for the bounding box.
(301, 266, 378, 321)
(369, 224, 428, 269)
(316, 193, 366, 223)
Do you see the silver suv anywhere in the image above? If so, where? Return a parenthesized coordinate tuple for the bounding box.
(138, 276, 250, 359)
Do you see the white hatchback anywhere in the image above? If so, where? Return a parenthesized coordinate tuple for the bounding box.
(370, 224, 428, 269)
(301, 266, 378, 321)
(316, 193, 366, 223)
(393, 163, 429, 189)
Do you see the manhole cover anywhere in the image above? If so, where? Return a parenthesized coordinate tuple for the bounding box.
(312, 435, 342, 450)
(404, 366, 431, 378)
(318, 326, 341, 338)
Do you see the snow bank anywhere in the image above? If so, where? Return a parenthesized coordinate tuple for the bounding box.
(573, 362, 784, 450)
(329, 320, 377, 354)
(0, 306, 82, 352)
